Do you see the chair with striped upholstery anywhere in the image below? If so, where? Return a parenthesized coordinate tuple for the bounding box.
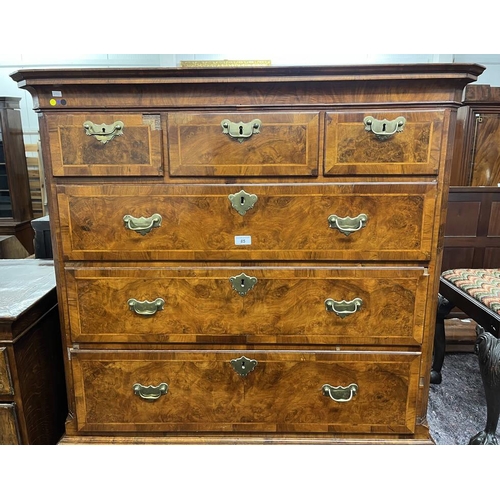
(432, 269, 500, 445)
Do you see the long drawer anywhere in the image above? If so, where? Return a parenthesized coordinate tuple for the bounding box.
(57, 182, 437, 262)
(66, 266, 428, 345)
(70, 349, 420, 435)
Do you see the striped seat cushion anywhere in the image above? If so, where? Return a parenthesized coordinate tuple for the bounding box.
(441, 269, 500, 314)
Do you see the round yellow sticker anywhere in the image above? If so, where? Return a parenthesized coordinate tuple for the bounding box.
(49, 99, 57, 106)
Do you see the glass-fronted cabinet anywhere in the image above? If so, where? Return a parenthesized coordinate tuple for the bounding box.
(0, 97, 33, 253)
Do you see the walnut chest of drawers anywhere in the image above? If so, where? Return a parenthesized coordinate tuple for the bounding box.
(12, 63, 484, 444)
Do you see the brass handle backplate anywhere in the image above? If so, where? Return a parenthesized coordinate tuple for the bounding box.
(230, 356, 258, 377)
(133, 383, 168, 401)
(228, 189, 258, 216)
(123, 213, 162, 236)
(322, 383, 358, 402)
(328, 213, 368, 236)
(83, 120, 124, 144)
(325, 298, 363, 318)
(363, 116, 406, 141)
(221, 119, 262, 143)
(229, 273, 257, 296)
(128, 298, 165, 316)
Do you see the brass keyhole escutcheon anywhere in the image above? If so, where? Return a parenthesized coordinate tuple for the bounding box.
(230, 356, 258, 377)
(229, 273, 257, 296)
(83, 120, 124, 144)
(363, 116, 406, 141)
(228, 189, 258, 216)
(221, 118, 262, 143)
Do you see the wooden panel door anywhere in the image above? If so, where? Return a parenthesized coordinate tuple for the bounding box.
(471, 113, 500, 186)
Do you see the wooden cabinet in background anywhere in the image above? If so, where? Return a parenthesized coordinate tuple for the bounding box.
(441, 187, 500, 272)
(451, 85, 500, 187)
(0, 259, 67, 444)
(0, 97, 34, 254)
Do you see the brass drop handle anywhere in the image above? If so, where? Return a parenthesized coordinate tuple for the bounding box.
(363, 116, 406, 141)
(328, 213, 368, 236)
(325, 298, 363, 318)
(322, 383, 358, 402)
(83, 120, 124, 144)
(123, 213, 162, 236)
(221, 118, 262, 142)
(133, 383, 168, 401)
(128, 298, 165, 316)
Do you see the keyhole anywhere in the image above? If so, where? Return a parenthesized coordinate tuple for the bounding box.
(240, 196, 245, 205)
(241, 360, 246, 369)
(382, 123, 386, 132)
(239, 125, 243, 135)
(241, 278, 245, 288)
(102, 127, 106, 133)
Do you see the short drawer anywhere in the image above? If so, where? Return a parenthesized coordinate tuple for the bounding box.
(46, 113, 163, 176)
(0, 403, 20, 444)
(70, 349, 420, 435)
(167, 111, 320, 176)
(66, 266, 428, 345)
(57, 182, 437, 262)
(324, 110, 446, 176)
(0, 348, 13, 396)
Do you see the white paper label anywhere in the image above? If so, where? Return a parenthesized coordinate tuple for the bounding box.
(235, 235, 251, 245)
(51, 90, 63, 97)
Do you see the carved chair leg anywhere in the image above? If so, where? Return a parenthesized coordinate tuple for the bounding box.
(431, 294, 454, 385)
(469, 327, 500, 445)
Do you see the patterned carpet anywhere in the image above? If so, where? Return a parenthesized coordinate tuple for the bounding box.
(427, 352, 495, 445)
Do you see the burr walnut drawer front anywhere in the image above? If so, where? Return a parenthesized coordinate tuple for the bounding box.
(70, 349, 420, 435)
(46, 113, 163, 176)
(0, 348, 13, 396)
(167, 111, 320, 176)
(65, 266, 428, 345)
(57, 182, 437, 262)
(324, 110, 446, 176)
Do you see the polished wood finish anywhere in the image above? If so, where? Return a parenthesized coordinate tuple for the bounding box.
(71, 349, 420, 434)
(47, 113, 163, 177)
(66, 266, 427, 345)
(0, 97, 34, 253)
(11, 64, 484, 444)
(450, 84, 500, 186)
(0, 259, 67, 444)
(168, 112, 319, 177)
(324, 110, 444, 176)
(57, 182, 437, 262)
